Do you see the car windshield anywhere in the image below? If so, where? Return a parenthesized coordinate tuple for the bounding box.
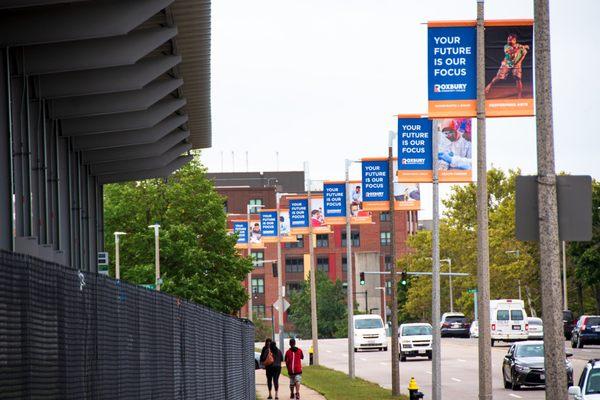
(511, 310, 524, 321)
(528, 318, 542, 326)
(402, 325, 432, 336)
(586, 317, 600, 326)
(515, 344, 543, 358)
(586, 369, 600, 394)
(445, 316, 466, 323)
(355, 318, 383, 329)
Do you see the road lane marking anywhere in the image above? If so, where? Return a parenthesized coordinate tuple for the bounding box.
(379, 362, 388, 366)
(508, 394, 522, 399)
(457, 358, 466, 362)
(451, 378, 461, 382)
(425, 371, 432, 375)
(326, 350, 332, 353)
(360, 358, 368, 361)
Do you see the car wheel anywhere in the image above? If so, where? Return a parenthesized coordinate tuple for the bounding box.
(383, 347, 388, 351)
(427, 351, 432, 360)
(577, 336, 584, 349)
(503, 372, 511, 389)
(400, 353, 406, 362)
(491, 339, 495, 347)
(511, 372, 521, 390)
(354, 348, 358, 353)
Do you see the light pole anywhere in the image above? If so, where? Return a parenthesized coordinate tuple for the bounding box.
(388, 130, 400, 396)
(375, 286, 387, 326)
(114, 231, 126, 280)
(247, 203, 265, 322)
(440, 258, 452, 312)
(506, 250, 521, 299)
(148, 224, 161, 291)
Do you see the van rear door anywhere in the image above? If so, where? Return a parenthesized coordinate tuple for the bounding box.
(495, 308, 512, 336)
(509, 307, 526, 335)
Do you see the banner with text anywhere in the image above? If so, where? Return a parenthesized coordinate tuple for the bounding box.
(324, 182, 347, 224)
(289, 198, 309, 234)
(362, 158, 421, 211)
(434, 118, 473, 182)
(232, 221, 248, 244)
(260, 210, 278, 240)
(397, 117, 433, 182)
(428, 22, 477, 117)
(484, 20, 534, 117)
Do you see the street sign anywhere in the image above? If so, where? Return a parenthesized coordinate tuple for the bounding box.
(272, 299, 290, 313)
(141, 284, 156, 290)
(467, 289, 477, 294)
(97, 252, 109, 265)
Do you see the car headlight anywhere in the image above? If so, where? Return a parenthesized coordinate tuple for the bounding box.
(401, 342, 412, 348)
(514, 364, 531, 373)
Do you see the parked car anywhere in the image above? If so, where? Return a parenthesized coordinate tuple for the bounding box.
(353, 314, 388, 352)
(564, 310, 577, 340)
(572, 316, 600, 349)
(440, 312, 470, 338)
(569, 359, 600, 399)
(399, 323, 432, 362)
(527, 317, 544, 339)
(255, 351, 262, 369)
(502, 341, 573, 390)
(470, 320, 479, 338)
(491, 299, 528, 346)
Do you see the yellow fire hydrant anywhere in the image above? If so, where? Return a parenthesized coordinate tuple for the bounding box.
(308, 345, 314, 365)
(408, 377, 424, 399)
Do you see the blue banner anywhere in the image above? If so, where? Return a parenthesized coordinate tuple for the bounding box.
(362, 160, 389, 202)
(397, 117, 433, 182)
(260, 211, 278, 237)
(233, 221, 248, 244)
(323, 183, 346, 218)
(289, 198, 309, 228)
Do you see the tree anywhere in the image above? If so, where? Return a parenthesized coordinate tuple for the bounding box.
(399, 168, 542, 322)
(103, 155, 252, 314)
(287, 272, 348, 339)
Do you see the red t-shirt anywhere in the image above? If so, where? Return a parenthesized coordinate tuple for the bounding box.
(284, 347, 304, 375)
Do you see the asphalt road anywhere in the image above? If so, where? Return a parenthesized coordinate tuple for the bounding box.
(294, 337, 600, 399)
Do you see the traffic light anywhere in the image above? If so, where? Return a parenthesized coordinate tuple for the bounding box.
(401, 271, 408, 286)
(359, 272, 365, 285)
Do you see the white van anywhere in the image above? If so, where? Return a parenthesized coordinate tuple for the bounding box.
(353, 314, 387, 352)
(490, 299, 528, 346)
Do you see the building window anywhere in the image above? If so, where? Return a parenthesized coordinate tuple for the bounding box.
(380, 211, 390, 222)
(251, 250, 264, 268)
(316, 234, 329, 248)
(251, 277, 264, 294)
(252, 305, 265, 318)
(249, 198, 264, 212)
(342, 256, 347, 272)
(341, 231, 360, 247)
(386, 280, 393, 296)
(286, 256, 304, 273)
(286, 281, 303, 294)
(285, 235, 304, 249)
(380, 232, 391, 246)
(223, 200, 228, 213)
(384, 255, 393, 271)
(316, 256, 329, 273)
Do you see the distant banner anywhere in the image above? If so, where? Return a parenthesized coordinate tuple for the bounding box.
(362, 158, 421, 211)
(394, 182, 421, 210)
(309, 196, 334, 232)
(397, 117, 433, 182)
(324, 182, 347, 225)
(484, 20, 534, 117)
(347, 181, 372, 224)
(434, 118, 473, 182)
(260, 210, 278, 238)
(279, 210, 291, 236)
(232, 221, 248, 244)
(289, 198, 309, 233)
(428, 22, 477, 117)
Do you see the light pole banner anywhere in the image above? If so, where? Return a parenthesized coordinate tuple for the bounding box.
(434, 118, 473, 182)
(348, 181, 372, 224)
(393, 182, 421, 211)
(232, 221, 248, 244)
(260, 210, 278, 239)
(484, 20, 534, 117)
(362, 159, 389, 210)
(324, 182, 347, 224)
(428, 21, 477, 117)
(397, 116, 433, 182)
(289, 197, 309, 234)
(279, 210, 291, 236)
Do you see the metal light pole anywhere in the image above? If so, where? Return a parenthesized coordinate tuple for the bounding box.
(148, 224, 161, 291)
(441, 258, 452, 312)
(345, 159, 355, 378)
(247, 203, 265, 322)
(305, 162, 319, 366)
(387, 131, 400, 396)
(431, 123, 442, 400)
(114, 231, 126, 280)
(276, 194, 285, 352)
(375, 286, 387, 326)
(562, 241, 568, 310)
(535, 0, 568, 397)
(476, 2, 492, 399)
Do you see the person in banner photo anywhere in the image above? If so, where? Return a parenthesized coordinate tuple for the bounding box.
(311, 209, 323, 227)
(394, 183, 420, 202)
(485, 31, 531, 99)
(437, 118, 472, 171)
(351, 185, 362, 208)
(279, 214, 290, 235)
(250, 222, 262, 243)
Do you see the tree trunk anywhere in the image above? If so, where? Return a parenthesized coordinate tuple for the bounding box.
(576, 280, 584, 315)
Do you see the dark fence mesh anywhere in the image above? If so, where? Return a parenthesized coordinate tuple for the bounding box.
(0, 250, 256, 399)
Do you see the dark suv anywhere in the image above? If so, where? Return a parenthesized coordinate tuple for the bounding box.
(564, 310, 576, 340)
(571, 315, 600, 349)
(441, 313, 470, 338)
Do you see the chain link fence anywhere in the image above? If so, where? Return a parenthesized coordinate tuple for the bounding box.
(0, 250, 255, 399)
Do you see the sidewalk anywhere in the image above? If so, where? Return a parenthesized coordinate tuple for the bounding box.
(256, 369, 326, 400)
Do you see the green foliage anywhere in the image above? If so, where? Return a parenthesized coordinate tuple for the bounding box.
(399, 168, 543, 321)
(253, 315, 274, 342)
(288, 272, 348, 339)
(103, 155, 252, 314)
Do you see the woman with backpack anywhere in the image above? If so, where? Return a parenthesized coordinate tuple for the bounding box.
(260, 338, 283, 399)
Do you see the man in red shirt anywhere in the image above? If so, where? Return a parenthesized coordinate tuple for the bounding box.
(284, 338, 304, 399)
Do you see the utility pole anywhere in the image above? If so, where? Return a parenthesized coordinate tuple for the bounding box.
(306, 164, 319, 366)
(431, 123, 441, 400)
(345, 159, 355, 378)
(276, 194, 285, 352)
(476, 2, 492, 399)
(247, 203, 265, 322)
(388, 132, 400, 396)
(562, 241, 568, 310)
(148, 224, 161, 291)
(114, 231, 126, 280)
(535, 0, 568, 397)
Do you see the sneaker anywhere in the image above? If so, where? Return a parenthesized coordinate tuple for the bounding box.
(267, 396, 272, 399)
(295, 394, 300, 400)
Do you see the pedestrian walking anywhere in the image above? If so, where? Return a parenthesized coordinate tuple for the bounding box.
(284, 338, 304, 400)
(260, 339, 283, 399)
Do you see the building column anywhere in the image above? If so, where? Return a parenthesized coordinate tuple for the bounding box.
(0, 48, 13, 251)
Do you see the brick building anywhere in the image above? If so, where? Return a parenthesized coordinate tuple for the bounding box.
(210, 171, 417, 334)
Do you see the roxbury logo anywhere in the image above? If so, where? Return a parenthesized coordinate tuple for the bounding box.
(434, 83, 467, 93)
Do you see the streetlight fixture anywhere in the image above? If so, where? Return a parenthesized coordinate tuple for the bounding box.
(246, 203, 265, 322)
(148, 224, 161, 291)
(440, 258, 452, 312)
(114, 231, 126, 280)
(375, 286, 387, 327)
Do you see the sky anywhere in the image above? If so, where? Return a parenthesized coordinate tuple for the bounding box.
(202, 0, 600, 219)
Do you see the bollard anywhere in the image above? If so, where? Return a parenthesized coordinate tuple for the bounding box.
(408, 377, 425, 400)
(309, 345, 314, 365)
